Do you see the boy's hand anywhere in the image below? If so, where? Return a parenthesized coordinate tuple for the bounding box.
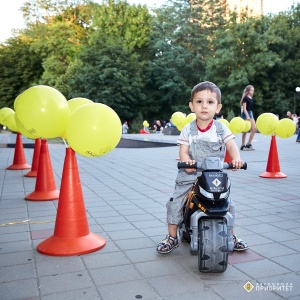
(184, 160, 197, 173)
(231, 159, 244, 170)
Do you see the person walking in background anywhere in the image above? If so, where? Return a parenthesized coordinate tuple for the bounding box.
(292, 114, 298, 127)
(286, 111, 293, 120)
(296, 115, 300, 142)
(122, 121, 129, 134)
(240, 85, 256, 151)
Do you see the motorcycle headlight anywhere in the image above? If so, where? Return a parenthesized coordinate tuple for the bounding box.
(200, 187, 214, 199)
(200, 187, 229, 200)
(220, 190, 230, 199)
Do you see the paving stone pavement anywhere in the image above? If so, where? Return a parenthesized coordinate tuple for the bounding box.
(0, 132, 299, 300)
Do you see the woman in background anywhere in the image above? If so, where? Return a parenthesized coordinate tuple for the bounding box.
(240, 85, 256, 150)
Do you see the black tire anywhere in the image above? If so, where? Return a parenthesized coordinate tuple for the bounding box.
(198, 219, 228, 273)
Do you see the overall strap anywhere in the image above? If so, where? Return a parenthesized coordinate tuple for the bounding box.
(190, 120, 198, 136)
(214, 120, 224, 140)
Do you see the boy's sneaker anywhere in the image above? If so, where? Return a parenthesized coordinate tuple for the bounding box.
(240, 145, 246, 151)
(245, 144, 255, 150)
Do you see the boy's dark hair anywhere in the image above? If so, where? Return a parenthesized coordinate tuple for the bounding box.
(190, 81, 221, 104)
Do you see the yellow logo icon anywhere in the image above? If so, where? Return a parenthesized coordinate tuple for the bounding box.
(212, 179, 221, 187)
(244, 281, 254, 293)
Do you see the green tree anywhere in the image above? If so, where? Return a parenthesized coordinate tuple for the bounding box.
(20, 0, 95, 87)
(63, 38, 147, 121)
(205, 16, 281, 117)
(1, 0, 300, 121)
(0, 37, 43, 108)
(264, 6, 300, 115)
(144, 0, 230, 120)
(90, 0, 152, 51)
(145, 0, 199, 120)
(59, 0, 153, 121)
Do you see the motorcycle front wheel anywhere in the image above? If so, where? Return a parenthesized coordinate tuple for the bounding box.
(198, 219, 228, 273)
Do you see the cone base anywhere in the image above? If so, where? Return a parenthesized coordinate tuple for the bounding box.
(37, 232, 106, 256)
(7, 164, 31, 170)
(260, 171, 287, 178)
(24, 170, 37, 177)
(25, 190, 59, 201)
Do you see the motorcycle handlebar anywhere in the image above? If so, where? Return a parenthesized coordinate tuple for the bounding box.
(177, 161, 247, 170)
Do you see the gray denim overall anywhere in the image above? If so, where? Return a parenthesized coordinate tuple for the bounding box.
(166, 120, 235, 224)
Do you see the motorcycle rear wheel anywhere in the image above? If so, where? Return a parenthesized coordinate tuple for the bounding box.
(198, 219, 228, 273)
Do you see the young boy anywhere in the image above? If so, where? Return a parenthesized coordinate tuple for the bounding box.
(157, 81, 248, 254)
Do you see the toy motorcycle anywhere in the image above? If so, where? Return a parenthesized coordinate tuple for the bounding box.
(178, 156, 247, 273)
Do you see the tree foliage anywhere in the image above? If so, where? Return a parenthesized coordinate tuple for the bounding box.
(62, 37, 147, 121)
(144, 0, 230, 119)
(206, 16, 282, 116)
(0, 0, 300, 124)
(90, 0, 152, 51)
(0, 37, 43, 107)
(19, 0, 96, 87)
(265, 8, 300, 114)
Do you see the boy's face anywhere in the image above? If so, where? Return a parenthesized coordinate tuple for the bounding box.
(189, 90, 222, 122)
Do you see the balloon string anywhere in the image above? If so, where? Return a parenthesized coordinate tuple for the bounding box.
(0, 219, 55, 226)
(62, 137, 69, 148)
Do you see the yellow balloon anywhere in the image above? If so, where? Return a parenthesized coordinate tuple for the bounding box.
(0, 107, 14, 125)
(171, 112, 186, 126)
(143, 120, 149, 127)
(5, 112, 18, 132)
(65, 103, 122, 157)
(60, 97, 94, 139)
(67, 97, 93, 113)
(243, 120, 251, 132)
(275, 119, 296, 138)
(229, 117, 245, 134)
(176, 123, 185, 132)
(14, 85, 70, 139)
(217, 119, 230, 128)
(15, 114, 39, 140)
(186, 113, 196, 124)
(256, 113, 278, 135)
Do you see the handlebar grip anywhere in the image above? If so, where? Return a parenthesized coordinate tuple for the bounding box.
(225, 162, 247, 170)
(178, 161, 247, 170)
(177, 162, 198, 169)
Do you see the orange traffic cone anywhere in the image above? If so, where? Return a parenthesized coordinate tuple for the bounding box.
(24, 138, 41, 177)
(224, 149, 231, 163)
(260, 135, 286, 178)
(37, 147, 106, 256)
(7, 132, 31, 170)
(25, 139, 59, 200)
